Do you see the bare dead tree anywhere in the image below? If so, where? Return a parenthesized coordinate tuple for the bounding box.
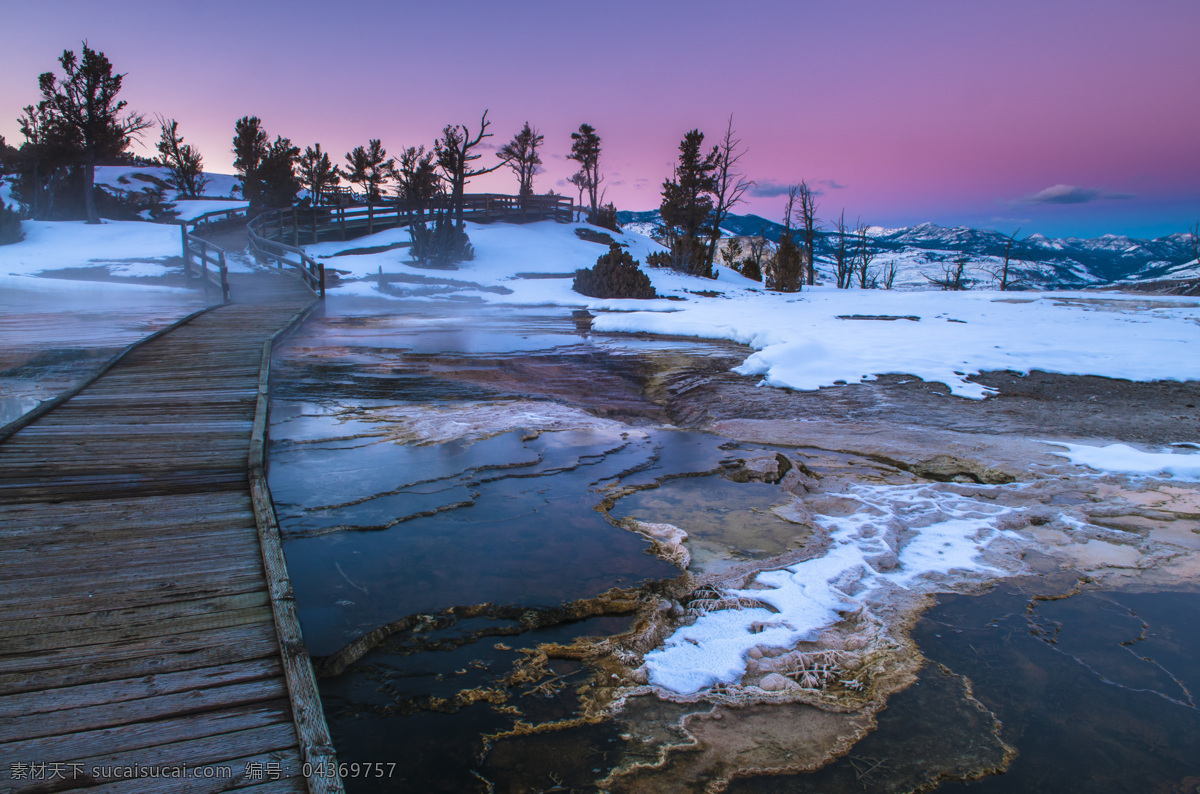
(745, 231, 773, 282)
(997, 227, 1021, 290)
(855, 221, 877, 289)
(926, 254, 971, 290)
(832, 210, 853, 289)
(794, 181, 819, 285)
(435, 109, 510, 226)
(880, 258, 898, 289)
(703, 116, 755, 274)
(567, 171, 588, 220)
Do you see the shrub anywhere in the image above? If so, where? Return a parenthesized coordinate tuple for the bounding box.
(592, 202, 620, 232)
(645, 251, 672, 269)
(573, 243, 656, 299)
(0, 201, 23, 245)
(410, 214, 474, 267)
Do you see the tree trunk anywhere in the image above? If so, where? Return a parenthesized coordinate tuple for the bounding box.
(85, 151, 99, 225)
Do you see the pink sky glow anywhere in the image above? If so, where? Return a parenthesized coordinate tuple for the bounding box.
(2, 0, 1197, 238)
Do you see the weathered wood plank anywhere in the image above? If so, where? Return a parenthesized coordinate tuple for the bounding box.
(0, 658, 281, 718)
(0, 704, 294, 772)
(0, 678, 290, 743)
(0, 592, 271, 641)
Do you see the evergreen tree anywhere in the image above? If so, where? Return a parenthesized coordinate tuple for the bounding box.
(567, 124, 602, 223)
(659, 129, 718, 277)
(232, 116, 268, 206)
(395, 146, 441, 207)
(156, 117, 208, 198)
(13, 102, 78, 219)
(258, 136, 301, 208)
(297, 143, 340, 206)
(343, 139, 394, 203)
(498, 122, 543, 197)
(32, 43, 150, 224)
(767, 187, 803, 291)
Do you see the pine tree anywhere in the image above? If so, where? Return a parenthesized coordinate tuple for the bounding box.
(297, 144, 340, 205)
(343, 139, 394, 203)
(258, 136, 300, 209)
(156, 118, 208, 198)
(659, 129, 718, 277)
(232, 116, 268, 206)
(498, 122, 543, 197)
(567, 124, 602, 223)
(767, 187, 803, 291)
(395, 146, 441, 207)
(33, 43, 150, 224)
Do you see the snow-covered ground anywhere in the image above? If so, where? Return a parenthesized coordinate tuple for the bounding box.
(0, 219, 184, 279)
(308, 220, 1200, 401)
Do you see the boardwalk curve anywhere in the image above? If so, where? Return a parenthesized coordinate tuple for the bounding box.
(0, 270, 339, 792)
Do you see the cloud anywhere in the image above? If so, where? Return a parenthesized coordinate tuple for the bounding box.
(818, 179, 847, 190)
(1022, 184, 1135, 204)
(989, 216, 1033, 225)
(750, 179, 835, 198)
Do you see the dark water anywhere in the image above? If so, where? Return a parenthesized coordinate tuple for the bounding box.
(731, 584, 1200, 793)
(269, 297, 769, 789)
(271, 296, 1200, 792)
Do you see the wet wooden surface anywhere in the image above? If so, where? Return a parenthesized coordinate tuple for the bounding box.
(0, 272, 318, 792)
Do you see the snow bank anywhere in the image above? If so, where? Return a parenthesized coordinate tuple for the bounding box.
(1045, 442, 1200, 481)
(593, 289, 1200, 399)
(0, 220, 180, 278)
(311, 220, 1200, 398)
(644, 482, 1021, 694)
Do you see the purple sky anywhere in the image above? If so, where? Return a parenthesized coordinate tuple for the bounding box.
(2, 0, 1197, 239)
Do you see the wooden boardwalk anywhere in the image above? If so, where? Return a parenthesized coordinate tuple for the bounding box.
(0, 271, 334, 792)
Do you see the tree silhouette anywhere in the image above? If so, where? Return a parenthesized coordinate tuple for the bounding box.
(156, 118, 208, 198)
(498, 122, 543, 198)
(33, 43, 150, 223)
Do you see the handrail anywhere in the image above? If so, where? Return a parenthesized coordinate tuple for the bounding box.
(179, 224, 230, 302)
(246, 193, 574, 299)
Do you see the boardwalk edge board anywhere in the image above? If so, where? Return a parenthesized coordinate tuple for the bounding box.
(0, 303, 225, 445)
(248, 297, 345, 794)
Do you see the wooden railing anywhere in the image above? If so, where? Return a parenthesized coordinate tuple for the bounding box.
(247, 193, 574, 298)
(179, 224, 230, 302)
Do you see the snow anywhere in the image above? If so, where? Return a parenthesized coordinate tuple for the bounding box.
(1044, 442, 1200, 481)
(0, 220, 180, 278)
(643, 482, 1022, 694)
(171, 200, 249, 222)
(93, 165, 241, 200)
(306, 221, 1200, 400)
(593, 288, 1200, 399)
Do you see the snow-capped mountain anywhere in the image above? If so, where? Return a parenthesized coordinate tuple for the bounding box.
(617, 210, 1198, 290)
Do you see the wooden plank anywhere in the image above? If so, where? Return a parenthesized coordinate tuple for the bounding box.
(0, 704, 294, 772)
(1, 606, 274, 655)
(0, 628, 279, 695)
(0, 592, 270, 642)
(0, 678, 289, 743)
(0, 658, 282, 718)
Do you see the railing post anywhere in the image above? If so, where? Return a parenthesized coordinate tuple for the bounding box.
(219, 250, 229, 302)
(292, 208, 299, 247)
(180, 225, 190, 281)
(340, 207, 346, 241)
(367, 204, 374, 236)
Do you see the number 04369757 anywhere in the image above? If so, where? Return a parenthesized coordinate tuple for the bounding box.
(305, 762, 397, 779)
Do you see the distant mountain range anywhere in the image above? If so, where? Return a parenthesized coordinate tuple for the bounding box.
(617, 210, 1199, 289)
